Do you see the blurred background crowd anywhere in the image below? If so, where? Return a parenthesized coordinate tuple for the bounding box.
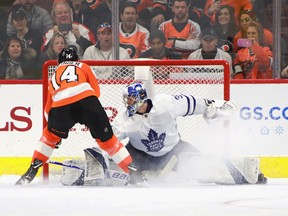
(0, 0, 287, 80)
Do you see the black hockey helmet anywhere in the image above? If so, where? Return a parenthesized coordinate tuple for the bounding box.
(58, 46, 79, 64)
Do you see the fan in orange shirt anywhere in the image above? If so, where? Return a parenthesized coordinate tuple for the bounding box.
(233, 22, 273, 79)
(233, 9, 273, 52)
(119, 2, 150, 59)
(159, 0, 201, 59)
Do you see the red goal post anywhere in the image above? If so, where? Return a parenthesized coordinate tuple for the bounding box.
(42, 59, 230, 179)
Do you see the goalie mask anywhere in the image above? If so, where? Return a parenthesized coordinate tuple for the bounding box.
(123, 82, 147, 117)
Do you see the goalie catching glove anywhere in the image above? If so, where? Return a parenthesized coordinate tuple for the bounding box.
(203, 100, 237, 123)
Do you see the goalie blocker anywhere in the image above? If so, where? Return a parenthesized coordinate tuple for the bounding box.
(61, 148, 266, 186)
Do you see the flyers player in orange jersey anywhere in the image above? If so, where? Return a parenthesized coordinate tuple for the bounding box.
(15, 47, 133, 185)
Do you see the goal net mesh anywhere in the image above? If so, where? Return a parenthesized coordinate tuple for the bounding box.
(42, 59, 230, 175)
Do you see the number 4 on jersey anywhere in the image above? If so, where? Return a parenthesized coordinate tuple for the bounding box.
(51, 66, 78, 90)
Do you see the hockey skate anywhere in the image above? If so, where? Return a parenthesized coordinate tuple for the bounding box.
(127, 163, 148, 186)
(256, 173, 268, 184)
(15, 159, 43, 185)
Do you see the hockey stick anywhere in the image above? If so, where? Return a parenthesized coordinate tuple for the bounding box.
(158, 155, 177, 178)
(48, 160, 85, 170)
(48, 160, 86, 186)
(48, 159, 129, 183)
(48, 159, 147, 186)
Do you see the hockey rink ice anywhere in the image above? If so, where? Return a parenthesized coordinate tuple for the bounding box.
(1, 175, 288, 216)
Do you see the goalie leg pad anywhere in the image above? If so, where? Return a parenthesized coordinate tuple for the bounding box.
(83, 147, 108, 185)
(226, 157, 260, 184)
(61, 159, 86, 186)
(84, 147, 129, 186)
(176, 154, 260, 185)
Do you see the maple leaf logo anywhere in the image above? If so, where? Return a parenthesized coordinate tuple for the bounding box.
(141, 129, 166, 152)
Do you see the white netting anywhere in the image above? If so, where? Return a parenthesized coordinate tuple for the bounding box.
(43, 60, 229, 174)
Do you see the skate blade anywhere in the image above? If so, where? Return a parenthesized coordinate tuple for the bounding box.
(15, 177, 30, 186)
(126, 180, 149, 187)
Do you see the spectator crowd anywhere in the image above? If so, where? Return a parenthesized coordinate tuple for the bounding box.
(0, 0, 287, 80)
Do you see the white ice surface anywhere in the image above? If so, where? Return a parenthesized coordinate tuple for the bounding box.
(1, 175, 288, 216)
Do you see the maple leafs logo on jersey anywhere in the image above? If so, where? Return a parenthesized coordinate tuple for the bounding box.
(141, 129, 166, 152)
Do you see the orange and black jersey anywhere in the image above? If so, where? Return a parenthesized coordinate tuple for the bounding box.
(45, 61, 100, 118)
(233, 44, 273, 79)
(119, 23, 150, 59)
(159, 19, 201, 59)
(85, 0, 102, 10)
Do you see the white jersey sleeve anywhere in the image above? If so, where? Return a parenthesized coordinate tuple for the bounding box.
(169, 94, 198, 117)
(112, 111, 129, 141)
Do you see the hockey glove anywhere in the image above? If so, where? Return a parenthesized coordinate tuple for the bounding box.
(203, 100, 237, 123)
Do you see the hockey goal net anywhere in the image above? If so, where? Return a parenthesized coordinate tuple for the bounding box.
(42, 59, 230, 178)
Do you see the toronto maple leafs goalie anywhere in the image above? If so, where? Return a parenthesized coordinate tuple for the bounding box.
(110, 81, 266, 185)
(62, 66, 267, 186)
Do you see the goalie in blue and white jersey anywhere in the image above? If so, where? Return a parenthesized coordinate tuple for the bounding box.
(64, 67, 267, 186)
(109, 80, 267, 185)
(114, 82, 230, 163)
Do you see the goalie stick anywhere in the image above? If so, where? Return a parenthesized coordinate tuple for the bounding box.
(49, 160, 85, 170)
(48, 160, 86, 186)
(48, 149, 176, 186)
(48, 159, 139, 186)
(50, 154, 264, 185)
